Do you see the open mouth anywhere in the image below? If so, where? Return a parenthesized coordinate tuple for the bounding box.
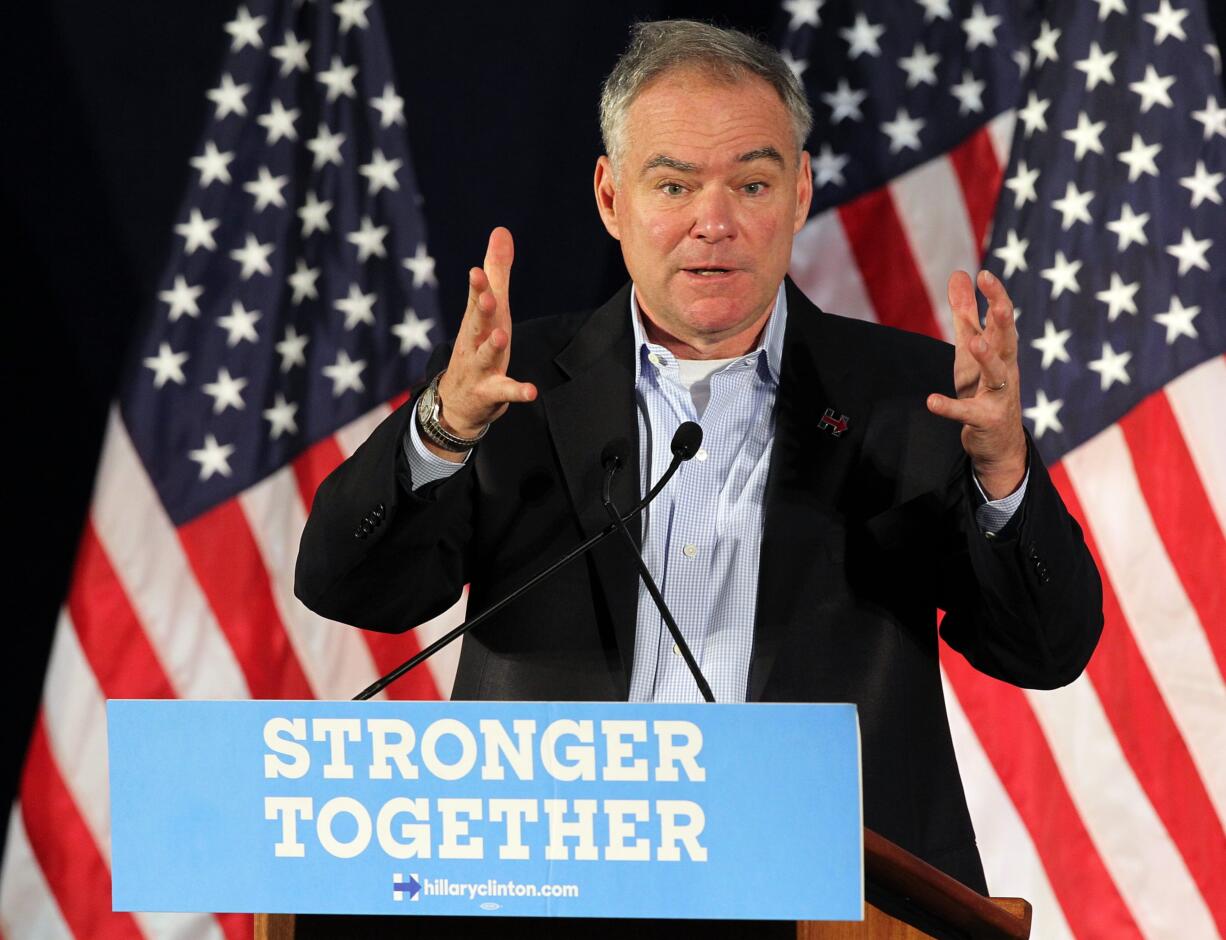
(683, 267, 737, 278)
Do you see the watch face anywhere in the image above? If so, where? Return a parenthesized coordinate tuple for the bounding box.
(416, 373, 480, 452)
(416, 382, 436, 419)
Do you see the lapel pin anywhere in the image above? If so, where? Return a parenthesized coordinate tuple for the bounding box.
(819, 408, 850, 437)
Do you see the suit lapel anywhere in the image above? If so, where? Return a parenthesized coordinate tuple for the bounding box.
(749, 279, 862, 701)
(540, 279, 864, 701)
(542, 284, 641, 692)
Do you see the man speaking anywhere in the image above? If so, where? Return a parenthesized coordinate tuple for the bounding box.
(296, 20, 1102, 894)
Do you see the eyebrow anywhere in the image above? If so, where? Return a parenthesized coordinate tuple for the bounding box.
(737, 146, 785, 167)
(641, 153, 699, 175)
(640, 146, 786, 177)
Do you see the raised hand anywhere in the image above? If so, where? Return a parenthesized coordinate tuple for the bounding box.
(429, 227, 537, 459)
(926, 270, 1028, 500)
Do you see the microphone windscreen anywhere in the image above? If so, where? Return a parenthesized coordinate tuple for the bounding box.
(670, 422, 704, 460)
(601, 438, 631, 470)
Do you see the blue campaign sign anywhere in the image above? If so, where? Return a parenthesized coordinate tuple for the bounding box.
(108, 700, 862, 921)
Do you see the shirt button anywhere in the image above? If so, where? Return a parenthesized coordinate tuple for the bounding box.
(648, 353, 662, 367)
(695, 448, 708, 461)
(683, 544, 698, 558)
(673, 643, 681, 656)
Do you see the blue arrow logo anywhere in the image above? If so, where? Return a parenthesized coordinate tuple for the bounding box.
(392, 873, 422, 902)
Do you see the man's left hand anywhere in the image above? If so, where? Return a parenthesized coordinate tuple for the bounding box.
(927, 270, 1028, 500)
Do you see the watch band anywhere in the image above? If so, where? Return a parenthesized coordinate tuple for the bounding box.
(415, 371, 488, 453)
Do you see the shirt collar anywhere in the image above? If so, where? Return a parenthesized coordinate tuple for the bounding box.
(629, 281, 787, 385)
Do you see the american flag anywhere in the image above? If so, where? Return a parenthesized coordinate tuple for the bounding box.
(781, 0, 1224, 937)
(0, 1, 466, 937)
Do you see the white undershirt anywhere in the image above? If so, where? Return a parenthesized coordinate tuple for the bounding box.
(674, 356, 739, 418)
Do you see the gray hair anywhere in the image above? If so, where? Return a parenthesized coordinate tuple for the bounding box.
(599, 19, 813, 174)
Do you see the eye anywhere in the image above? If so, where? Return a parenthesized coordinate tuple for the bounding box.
(743, 181, 767, 195)
(660, 182, 686, 196)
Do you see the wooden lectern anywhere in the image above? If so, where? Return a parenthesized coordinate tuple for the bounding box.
(254, 828, 1031, 939)
(800, 829, 1031, 939)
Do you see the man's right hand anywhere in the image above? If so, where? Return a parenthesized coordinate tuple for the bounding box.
(426, 227, 538, 462)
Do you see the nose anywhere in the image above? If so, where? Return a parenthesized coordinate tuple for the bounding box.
(690, 186, 735, 242)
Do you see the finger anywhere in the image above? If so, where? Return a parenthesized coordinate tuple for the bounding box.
(465, 265, 484, 311)
(457, 269, 504, 358)
(946, 270, 982, 345)
(475, 327, 510, 372)
(483, 226, 515, 303)
(977, 270, 1018, 363)
(484, 375, 537, 405)
(927, 392, 987, 426)
(967, 331, 1011, 392)
(462, 267, 496, 325)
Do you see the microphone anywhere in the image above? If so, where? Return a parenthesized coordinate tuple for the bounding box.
(601, 439, 631, 469)
(602, 423, 715, 703)
(601, 438, 631, 507)
(353, 423, 702, 701)
(670, 421, 703, 461)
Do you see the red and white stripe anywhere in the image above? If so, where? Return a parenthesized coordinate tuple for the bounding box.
(2, 402, 464, 939)
(941, 670, 1074, 940)
(1167, 358, 1226, 533)
(92, 408, 249, 701)
(793, 113, 1226, 938)
(1063, 426, 1226, 820)
(1, 807, 73, 940)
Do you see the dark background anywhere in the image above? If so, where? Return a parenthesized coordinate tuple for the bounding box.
(4, 0, 1224, 833)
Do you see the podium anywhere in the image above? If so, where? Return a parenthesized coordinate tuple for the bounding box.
(802, 828, 1031, 939)
(109, 700, 1031, 938)
(254, 829, 1032, 939)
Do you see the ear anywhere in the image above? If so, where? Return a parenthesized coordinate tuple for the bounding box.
(793, 150, 813, 234)
(593, 155, 622, 240)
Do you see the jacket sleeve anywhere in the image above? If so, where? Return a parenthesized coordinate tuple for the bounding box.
(294, 364, 477, 634)
(935, 435, 1104, 689)
(854, 321, 1104, 691)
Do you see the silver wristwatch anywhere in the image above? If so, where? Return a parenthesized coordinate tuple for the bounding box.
(415, 371, 488, 453)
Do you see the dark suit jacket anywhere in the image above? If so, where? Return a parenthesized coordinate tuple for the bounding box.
(295, 278, 1103, 893)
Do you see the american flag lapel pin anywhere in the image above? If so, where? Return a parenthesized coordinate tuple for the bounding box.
(819, 408, 850, 437)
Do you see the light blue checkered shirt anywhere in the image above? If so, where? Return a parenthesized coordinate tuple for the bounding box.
(623, 285, 786, 703)
(404, 282, 1026, 703)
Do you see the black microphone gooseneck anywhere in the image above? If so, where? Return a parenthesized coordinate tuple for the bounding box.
(353, 423, 704, 701)
(601, 424, 715, 703)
